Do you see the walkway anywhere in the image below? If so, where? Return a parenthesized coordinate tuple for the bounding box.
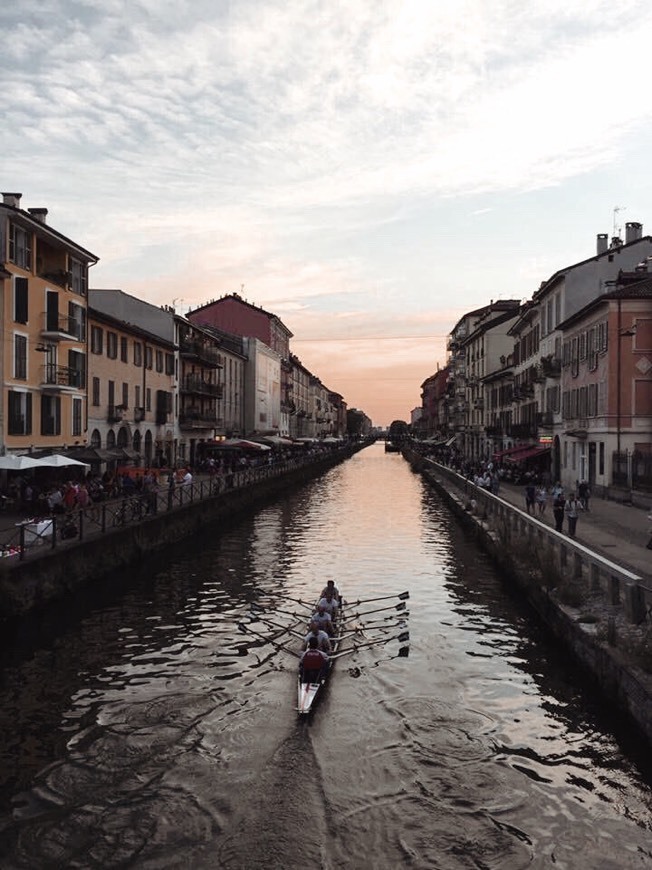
(494, 481, 651, 584)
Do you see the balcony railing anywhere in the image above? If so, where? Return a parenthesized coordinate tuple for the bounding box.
(180, 409, 217, 427)
(108, 404, 126, 423)
(182, 375, 223, 397)
(511, 422, 537, 439)
(41, 365, 84, 389)
(179, 337, 223, 367)
(537, 411, 553, 427)
(41, 312, 83, 341)
(541, 356, 562, 378)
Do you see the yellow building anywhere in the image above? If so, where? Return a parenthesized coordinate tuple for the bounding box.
(1, 192, 98, 454)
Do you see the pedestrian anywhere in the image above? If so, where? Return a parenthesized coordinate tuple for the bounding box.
(536, 486, 548, 516)
(552, 490, 565, 533)
(578, 480, 590, 512)
(524, 482, 536, 515)
(565, 492, 580, 538)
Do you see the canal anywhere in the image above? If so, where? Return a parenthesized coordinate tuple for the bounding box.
(0, 442, 651, 868)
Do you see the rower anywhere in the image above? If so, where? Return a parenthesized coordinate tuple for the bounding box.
(311, 604, 334, 636)
(304, 619, 332, 653)
(317, 588, 339, 622)
(320, 579, 341, 602)
(299, 636, 329, 684)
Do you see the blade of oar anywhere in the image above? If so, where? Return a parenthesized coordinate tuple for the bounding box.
(351, 601, 407, 619)
(344, 591, 409, 606)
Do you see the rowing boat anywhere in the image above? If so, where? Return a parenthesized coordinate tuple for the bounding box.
(297, 594, 344, 715)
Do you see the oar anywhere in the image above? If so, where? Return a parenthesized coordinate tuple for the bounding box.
(344, 591, 409, 606)
(237, 622, 300, 658)
(330, 631, 409, 658)
(350, 601, 408, 619)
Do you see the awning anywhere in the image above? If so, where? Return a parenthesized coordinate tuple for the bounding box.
(505, 446, 551, 463)
(492, 444, 530, 460)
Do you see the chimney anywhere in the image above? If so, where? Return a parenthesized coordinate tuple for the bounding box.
(625, 221, 642, 244)
(596, 233, 608, 255)
(610, 235, 623, 249)
(2, 192, 22, 208)
(28, 207, 48, 224)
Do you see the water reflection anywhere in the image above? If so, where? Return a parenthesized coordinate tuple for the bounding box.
(0, 444, 651, 868)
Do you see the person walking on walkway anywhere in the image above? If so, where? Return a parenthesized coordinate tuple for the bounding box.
(552, 489, 565, 533)
(524, 482, 536, 516)
(565, 492, 580, 538)
(578, 480, 590, 512)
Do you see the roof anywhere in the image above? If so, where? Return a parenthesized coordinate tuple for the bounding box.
(188, 293, 293, 338)
(557, 273, 652, 331)
(1, 200, 99, 263)
(534, 235, 652, 302)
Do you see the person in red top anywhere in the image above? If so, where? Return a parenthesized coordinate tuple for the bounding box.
(299, 636, 329, 683)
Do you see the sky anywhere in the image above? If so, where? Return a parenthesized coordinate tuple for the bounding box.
(4, 1, 652, 427)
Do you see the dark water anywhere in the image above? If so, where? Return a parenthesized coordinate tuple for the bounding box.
(1, 443, 651, 869)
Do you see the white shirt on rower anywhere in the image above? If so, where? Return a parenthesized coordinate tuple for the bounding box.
(317, 596, 339, 617)
(303, 628, 331, 652)
(312, 611, 332, 632)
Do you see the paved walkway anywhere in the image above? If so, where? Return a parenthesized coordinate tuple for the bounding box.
(2, 477, 651, 584)
(496, 482, 652, 584)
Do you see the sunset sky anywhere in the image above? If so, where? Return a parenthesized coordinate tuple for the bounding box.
(4, 1, 652, 426)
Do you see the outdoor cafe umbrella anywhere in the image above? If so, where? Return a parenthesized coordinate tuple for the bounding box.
(36, 454, 90, 469)
(0, 455, 46, 471)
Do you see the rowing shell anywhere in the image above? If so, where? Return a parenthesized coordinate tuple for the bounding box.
(297, 595, 344, 715)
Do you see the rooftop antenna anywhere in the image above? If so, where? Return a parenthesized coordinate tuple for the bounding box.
(613, 205, 626, 238)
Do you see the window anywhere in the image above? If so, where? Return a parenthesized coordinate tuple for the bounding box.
(9, 223, 31, 269)
(41, 395, 61, 436)
(108, 380, 115, 407)
(70, 258, 87, 296)
(599, 442, 605, 475)
(14, 334, 27, 380)
(69, 303, 85, 341)
(107, 332, 118, 359)
(135, 386, 141, 408)
(146, 387, 151, 411)
(72, 398, 82, 437)
(14, 277, 28, 323)
(8, 391, 31, 435)
(165, 353, 174, 375)
(156, 350, 163, 372)
(120, 336, 128, 362)
(133, 342, 142, 366)
(122, 383, 129, 407)
(145, 346, 153, 370)
(92, 377, 100, 406)
(90, 325, 103, 354)
(68, 349, 86, 388)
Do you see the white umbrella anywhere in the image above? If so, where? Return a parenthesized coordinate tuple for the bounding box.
(36, 454, 91, 469)
(0, 454, 46, 471)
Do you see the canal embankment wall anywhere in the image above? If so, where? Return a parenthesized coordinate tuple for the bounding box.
(0, 446, 363, 620)
(403, 446, 652, 746)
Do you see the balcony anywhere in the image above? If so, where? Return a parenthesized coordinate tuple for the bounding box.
(537, 411, 553, 428)
(511, 422, 537, 439)
(182, 374, 223, 397)
(179, 337, 222, 367)
(180, 409, 217, 429)
(41, 365, 84, 391)
(134, 407, 145, 423)
(541, 355, 562, 378)
(485, 425, 504, 439)
(41, 312, 83, 342)
(565, 417, 588, 438)
(108, 404, 126, 423)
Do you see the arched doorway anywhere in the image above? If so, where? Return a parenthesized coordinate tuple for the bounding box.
(90, 429, 102, 449)
(106, 430, 116, 449)
(144, 431, 153, 466)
